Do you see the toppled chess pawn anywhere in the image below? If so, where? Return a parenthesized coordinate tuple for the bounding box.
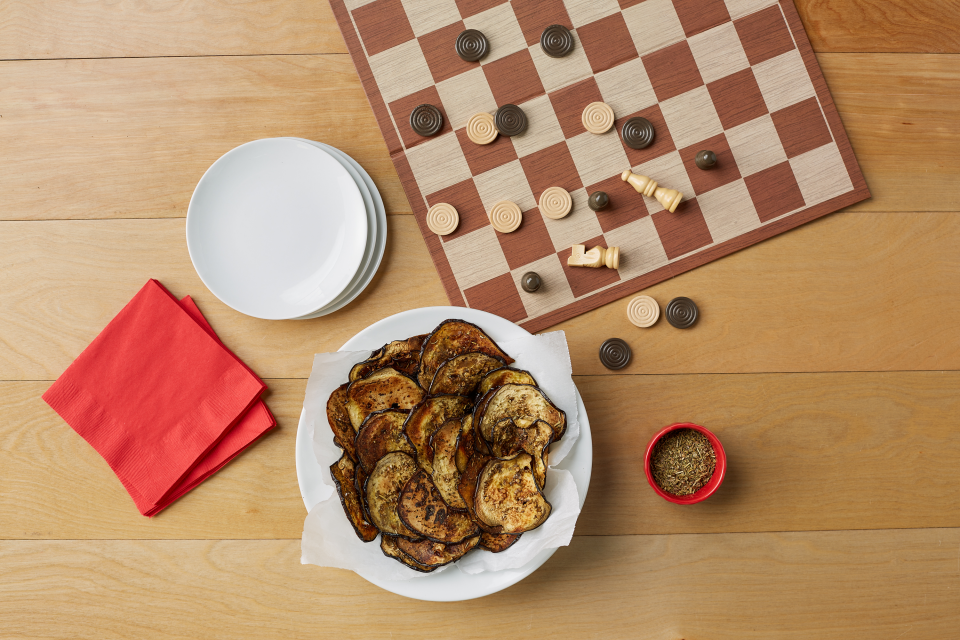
(621, 169, 683, 213)
(521, 272, 542, 293)
(568, 244, 619, 269)
(695, 150, 717, 170)
(588, 191, 609, 211)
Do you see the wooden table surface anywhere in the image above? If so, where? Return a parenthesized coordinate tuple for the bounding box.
(2, 1, 959, 638)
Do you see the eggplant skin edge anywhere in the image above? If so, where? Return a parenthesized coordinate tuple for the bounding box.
(417, 319, 515, 389)
(379, 535, 439, 573)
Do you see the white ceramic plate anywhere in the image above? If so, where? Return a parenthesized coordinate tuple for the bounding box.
(295, 307, 592, 601)
(187, 138, 367, 320)
(291, 140, 387, 319)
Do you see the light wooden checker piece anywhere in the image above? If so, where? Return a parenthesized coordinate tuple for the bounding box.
(538, 187, 572, 220)
(488, 200, 522, 233)
(627, 295, 660, 328)
(466, 112, 497, 145)
(582, 102, 615, 134)
(426, 203, 459, 236)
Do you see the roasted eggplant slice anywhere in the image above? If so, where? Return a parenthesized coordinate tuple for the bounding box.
(476, 383, 566, 443)
(350, 334, 428, 382)
(345, 367, 424, 430)
(479, 531, 521, 553)
(417, 320, 514, 389)
(475, 453, 551, 534)
(355, 462, 372, 522)
(488, 418, 553, 488)
(457, 452, 493, 523)
(430, 419, 468, 510)
(380, 535, 437, 573)
(327, 383, 358, 462)
(404, 395, 472, 474)
(365, 452, 420, 538)
(398, 471, 479, 544)
(477, 367, 538, 397)
(428, 352, 505, 396)
(397, 534, 480, 568)
(456, 414, 474, 474)
(329, 454, 378, 542)
(355, 409, 415, 473)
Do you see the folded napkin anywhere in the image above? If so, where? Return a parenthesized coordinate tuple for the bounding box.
(43, 279, 271, 516)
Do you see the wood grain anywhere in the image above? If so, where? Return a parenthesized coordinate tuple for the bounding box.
(5, 371, 960, 539)
(3, 530, 959, 639)
(1, 54, 959, 221)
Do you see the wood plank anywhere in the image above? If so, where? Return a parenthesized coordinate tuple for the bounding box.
(1, 212, 958, 381)
(1, 54, 959, 221)
(2, 530, 959, 638)
(5, 372, 960, 539)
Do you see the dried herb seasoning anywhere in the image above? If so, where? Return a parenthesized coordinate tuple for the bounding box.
(650, 429, 716, 496)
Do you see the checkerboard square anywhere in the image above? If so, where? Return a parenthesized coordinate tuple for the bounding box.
(353, 0, 416, 56)
(558, 235, 622, 296)
(425, 178, 489, 241)
(723, 0, 777, 20)
(563, 0, 622, 28)
(464, 273, 527, 322)
(483, 49, 546, 106)
(549, 77, 604, 139)
(651, 198, 713, 259)
(672, 0, 731, 38)
(344, 0, 378, 10)
(744, 161, 806, 222)
(513, 0, 574, 45)
(510, 94, 566, 157)
(659, 85, 723, 150)
(401, 0, 462, 37)
(389, 86, 454, 150)
(634, 150, 695, 214)
(602, 216, 669, 279)
(642, 40, 704, 103)
(567, 130, 631, 189)
(520, 141, 582, 200)
(771, 96, 832, 159)
(368, 39, 434, 104)
(576, 13, 640, 74)
(753, 48, 816, 113)
(473, 159, 537, 213)
(595, 58, 657, 118)
(510, 254, 576, 319)
(495, 205, 557, 270)
(420, 22, 475, 84)
(456, 127, 519, 175)
(688, 22, 750, 85)
(454, 0, 507, 19)
(707, 67, 768, 130)
(541, 189, 603, 251)
(437, 67, 498, 129)
(443, 225, 510, 289)
(622, 0, 686, 56)
(734, 4, 795, 66)
(464, 3, 528, 64)
(680, 133, 742, 195)
(587, 174, 650, 233)
(789, 143, 853, 207)
(529, 32, 594, 93)
(725, 113, 787, 177)
(696, 179, 761, 243)
(404, 132, 473, 196)
(615, 104, 676, 167)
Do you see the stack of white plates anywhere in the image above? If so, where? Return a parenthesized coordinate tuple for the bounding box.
(186, 138, 386, 320)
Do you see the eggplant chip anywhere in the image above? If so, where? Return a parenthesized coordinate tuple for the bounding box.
(428, 352, 505, 396)
(476, 384, 566, 443)
(404, 395, 472, 474)
(380, 535, 437, 573)
(417, 320, 514, 390)
(479, 532, 521, 553)
(398, 471, 479, 544)
(488, 418, 553, 488)
(345, 367, 424, 430)
(330, 454, 378, 542)
(457, 451, 501, 535)
(366, 452, 420, 538)
(355, 409, 415, 473)
(350, 334, 428, 382)
(327, 383, 358, 462)
(396, 534, 480, 568)
(355, 463, 372, 522)
(477, 367, 538, 398)
(430, 419, 467, 510)
(456, 414, 474, 474)
(475, 453, 551, 534)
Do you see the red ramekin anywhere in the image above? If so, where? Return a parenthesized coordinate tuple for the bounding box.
(643, 422, 726, 504)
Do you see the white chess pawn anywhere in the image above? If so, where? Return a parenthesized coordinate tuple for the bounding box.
(621, 170, 683, 213)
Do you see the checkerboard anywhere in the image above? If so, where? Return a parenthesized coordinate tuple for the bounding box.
(329, 0, 870, 332)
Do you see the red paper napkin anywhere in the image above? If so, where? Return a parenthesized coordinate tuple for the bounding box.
(43, 280, 269, 515)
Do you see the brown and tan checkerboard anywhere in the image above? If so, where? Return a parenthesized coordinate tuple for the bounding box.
(329, 0, 870, 332)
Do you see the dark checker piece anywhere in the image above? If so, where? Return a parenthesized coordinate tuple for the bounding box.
(410, 104, 443, 137)
(695, 150, 717, 169)
(540, 24, 574, 58)
(599, 338, 632, 370)
(665, 297, 699, 329)
(588, 191, 609, 211)
(521, 272, 542, 292)
(495, 104, 528, 136)
(621, 117, 656, 150)
(455, 29, 489, 62)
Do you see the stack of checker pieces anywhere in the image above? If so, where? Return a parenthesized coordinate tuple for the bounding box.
(329, 0, 869, 332)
